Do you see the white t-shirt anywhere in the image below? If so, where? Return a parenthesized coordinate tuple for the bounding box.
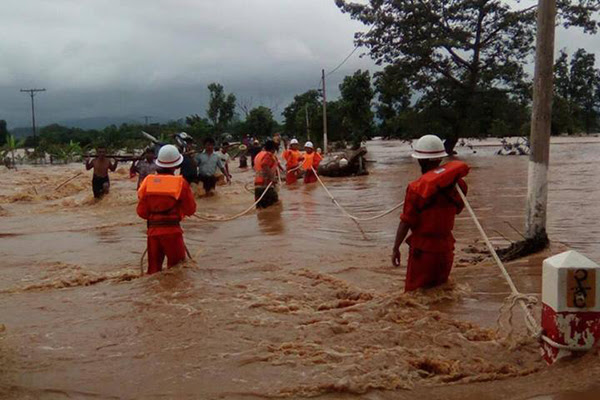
(218, 151, 230, 166)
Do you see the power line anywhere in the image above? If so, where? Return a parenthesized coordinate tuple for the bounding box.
(324, 25, 374, 79)
(325, 46, 361, 78)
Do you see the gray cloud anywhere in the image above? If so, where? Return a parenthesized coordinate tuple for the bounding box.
(1, 0, 598, 129)
(0, 0, 375, 128)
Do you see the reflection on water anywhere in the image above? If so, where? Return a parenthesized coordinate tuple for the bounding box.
(256, 203, 285, 236)
(1, 138, 600, 399)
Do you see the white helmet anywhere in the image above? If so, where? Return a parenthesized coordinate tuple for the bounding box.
(178, 132, 193, 141)
(290, 138, 299, 145)
(304, 141, 314, 149)
(412, 135, 447, 159)
(156, 144, 183, 168)
(339, 158, 349, 168)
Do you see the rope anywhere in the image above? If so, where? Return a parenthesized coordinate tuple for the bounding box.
(287, 164, 303, 174)
(140, 248, 147, 275)
(310, 167, 404, 222)
(192, 182, 275, 222)
(243, 181, 254, 194)
(457, 186, 542, 337)
(139, 244, 194, 276)
(54, 172, 83, 191)
(457, 186, 595, 352)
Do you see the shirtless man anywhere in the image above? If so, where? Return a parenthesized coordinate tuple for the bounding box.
(85, 147, 118, 199)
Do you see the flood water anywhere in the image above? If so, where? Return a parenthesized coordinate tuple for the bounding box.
(1, 138, 600, 399)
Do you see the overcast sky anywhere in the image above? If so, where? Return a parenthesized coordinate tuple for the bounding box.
(0, 0, 598, 129)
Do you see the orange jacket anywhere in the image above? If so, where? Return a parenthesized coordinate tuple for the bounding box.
(282, 149, 303, 169)
(302, 151, 322, 171)
(137, 174, 197, 236)
(400, 162, 469, 253)
(254, 150, 278, 186)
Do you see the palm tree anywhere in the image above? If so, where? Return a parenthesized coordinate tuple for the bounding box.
(1, 134, 22, 170)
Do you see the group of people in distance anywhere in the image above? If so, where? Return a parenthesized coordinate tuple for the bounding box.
(87, 133, 469, 296)
(83, 133, 325, 275)
(84, 133, 323, 203)
(253, 138, 323, 209)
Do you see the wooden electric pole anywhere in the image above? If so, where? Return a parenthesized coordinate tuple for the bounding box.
(525, 0, 556, 242)
(321, 69, 328, 154)
(305, 105, 310, 140)
(20, 88, 46, 142)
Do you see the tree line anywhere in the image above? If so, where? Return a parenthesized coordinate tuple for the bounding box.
(3, 0, 600, 157)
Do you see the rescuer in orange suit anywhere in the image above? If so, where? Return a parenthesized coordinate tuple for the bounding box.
(302, 141, 322, 184)
(137, 145, 197, 275)
(282, 138, 304, 185)
(254, 139, 280, 209)
(392, 135, 470, 292)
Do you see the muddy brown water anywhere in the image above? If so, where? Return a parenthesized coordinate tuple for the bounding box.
(1, 138, 600, 399)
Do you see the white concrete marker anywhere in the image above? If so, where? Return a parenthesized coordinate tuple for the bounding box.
(541, 251, 600, 364)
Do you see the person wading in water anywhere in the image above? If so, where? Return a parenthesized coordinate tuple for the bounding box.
(137, 145, 197, 275)
(282, 138, 304, 185)
(254, 139, 280, 209)
(130, 147, 158, 189)
(85, 146, 118, 199)
(392, 135, 470, 292)
(301, 141, 322, 184)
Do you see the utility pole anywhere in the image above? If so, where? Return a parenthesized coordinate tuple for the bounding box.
(305, 104, 310, 140)
(525, 0, 556, 242)
(20, 88, 46, 142)
(143, 116, 153, 125)
(321, 69, 328, 154)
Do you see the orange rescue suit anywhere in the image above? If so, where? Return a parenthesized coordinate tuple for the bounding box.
(254, 150, 278, 186)
(302, 151, 322, 171)
(137, 174, 197, 274)
(282, 149, 303, 184)
(400, 161, 469, 291)
(302, 152, 322, 184)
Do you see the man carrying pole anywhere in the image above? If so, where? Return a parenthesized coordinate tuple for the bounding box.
(85, 146, 118, 199)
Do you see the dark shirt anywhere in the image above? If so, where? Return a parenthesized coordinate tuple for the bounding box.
(180, 154, 198, 184)
(249, 146, 262, 166)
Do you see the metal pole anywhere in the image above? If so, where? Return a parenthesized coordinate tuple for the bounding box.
(322, 69, 328, 154)
(20, 88, 46, 144)
(525, 0, 556, 241)
(30, 93, 36, 140)
(305, 104, 310, 140)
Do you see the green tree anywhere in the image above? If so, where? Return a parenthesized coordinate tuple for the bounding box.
(570, 49, 600, 133)
(245, 106, 276, 139)
(207, 83, 237, 135)
(374, 65, 412, 138)
(1, 134, 23, 168)
(0, 120, 7, 146)
(282, 90, 322, 141)
(185, 114, 214, 142)
(336, 0, 600, 152)
(338, 70, 375, 146)
(552, 48, 600, 134)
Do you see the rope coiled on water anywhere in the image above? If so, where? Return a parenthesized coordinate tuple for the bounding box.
(192, 181, 274, 222)
(310, 167, 404, 222)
